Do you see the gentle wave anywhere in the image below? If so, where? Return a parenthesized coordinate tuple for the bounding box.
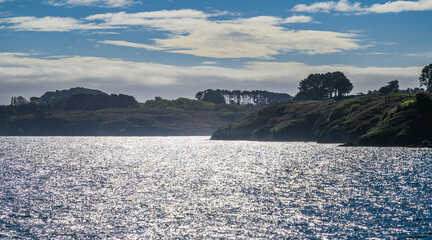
(1, 137, 431, 239)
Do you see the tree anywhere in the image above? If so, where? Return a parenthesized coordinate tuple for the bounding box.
(295, 73, 328, 100)
(10, 96, 29, 106)
(327, 72, 353, 98)
(378, 80, 399, 95)
(295, 71, 353, 100)
(195, 89, 226, 104)
(419, 64, 432, 92)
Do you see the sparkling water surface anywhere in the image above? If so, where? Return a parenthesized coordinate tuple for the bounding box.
(0, 136, 431, 239)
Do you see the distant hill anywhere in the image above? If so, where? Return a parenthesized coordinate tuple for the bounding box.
(195, 89, 292, 105)
(211, 93, 432, 147)
(0, 93, 259, 136)
(30, 87, 107, 103)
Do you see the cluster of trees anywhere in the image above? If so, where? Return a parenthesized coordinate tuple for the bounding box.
(295, 72, 353, 100)
(26, 87, 138, 111)
(1, 89, 138, 122)
(10, 96, 29, 106)
(368, 79, 423, 95)
(295, 64, 432, 100)
(195, 89, 292, 105)
(378, 80, 399, 95)
(195, 90, 226, 104)
(369, 64, 431, 95)
(0, 102, 41, 122)
(145, 96, 260, 113)
(30, 87, 107, 103)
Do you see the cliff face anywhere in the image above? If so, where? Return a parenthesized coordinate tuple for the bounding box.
(211, 93, 432, 147)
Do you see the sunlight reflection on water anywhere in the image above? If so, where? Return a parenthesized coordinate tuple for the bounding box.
(0, 136, 431, 239)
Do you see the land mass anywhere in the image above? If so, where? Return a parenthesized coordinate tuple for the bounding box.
(212, 93, 432, 147)
(3, 87, 432, 146)
(0, 87, 264, 136)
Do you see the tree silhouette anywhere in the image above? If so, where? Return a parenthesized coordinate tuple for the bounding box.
(419, 64, 432, 92)
(296, 73, 328, 100)
(379, 80, 399, 95)
(328, 72, 353, 98)
(195, 89, 291, 105)
(295, 72, 352, 100)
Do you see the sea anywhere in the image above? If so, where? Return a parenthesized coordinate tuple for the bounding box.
(0, 136, 431, 239)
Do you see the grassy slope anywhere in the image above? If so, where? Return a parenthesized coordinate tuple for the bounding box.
(211, 93, 432, 146)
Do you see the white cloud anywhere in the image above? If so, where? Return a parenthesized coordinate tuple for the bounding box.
(47, 0, 135, 8)
(86, 9, 226, 33)
(292, 0, 432, 14)
(247, 61, 420, 78)
(100, 40, 164, 51)
(292, 0, 360, 13)
(0, 53, 422, 104)
(368, 0, 432, 13)
(1, 16, 114, 31)
(154, 25, 361, 58)
(86, 10, 360, 58)
(354, 52, 390, 55)
(283, 15, 314, 23)
(100, 26, 361, 59)
(0, 9, 363, 58)
(406, 52, 432, 57)
(292, 0, 363, 13)
(86, 9, 215, 21)
(91, 31, 120, 34)
(0, 52, 31, 56)
(227, 15, 314, 25)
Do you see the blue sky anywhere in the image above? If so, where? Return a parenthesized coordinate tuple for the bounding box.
(0, 0, 431, 104)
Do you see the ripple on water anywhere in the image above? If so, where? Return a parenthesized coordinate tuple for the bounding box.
(0, 136, 431, 239)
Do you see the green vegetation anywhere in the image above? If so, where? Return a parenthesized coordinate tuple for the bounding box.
(328, 94, 378, 122)
(144, 96, 260, 113)
(295, 71, 353, 100)
(0, 89, 259, 136)
(419, 64, 432, 92)
(30, 87, 107, 103)
(378, 80, 399, 95)
(3, 64, 432, 142)
(212, 93, 432, 147)
(195, 89, 292, 105)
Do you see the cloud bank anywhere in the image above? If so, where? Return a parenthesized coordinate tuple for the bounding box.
(88, 10, 361, 58)
(0, 16, 114, 31)
(0, 53, 422, 104)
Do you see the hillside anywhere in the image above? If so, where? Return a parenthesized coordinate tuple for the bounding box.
(30, 87, 107, 103)
(0, 95, 259, 136)
(211, 93, 432, 147)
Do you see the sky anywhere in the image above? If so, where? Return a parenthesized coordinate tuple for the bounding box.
(0, 0, 431, 104)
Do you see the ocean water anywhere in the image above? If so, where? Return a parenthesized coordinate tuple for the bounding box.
(0, 136, 431, 239)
